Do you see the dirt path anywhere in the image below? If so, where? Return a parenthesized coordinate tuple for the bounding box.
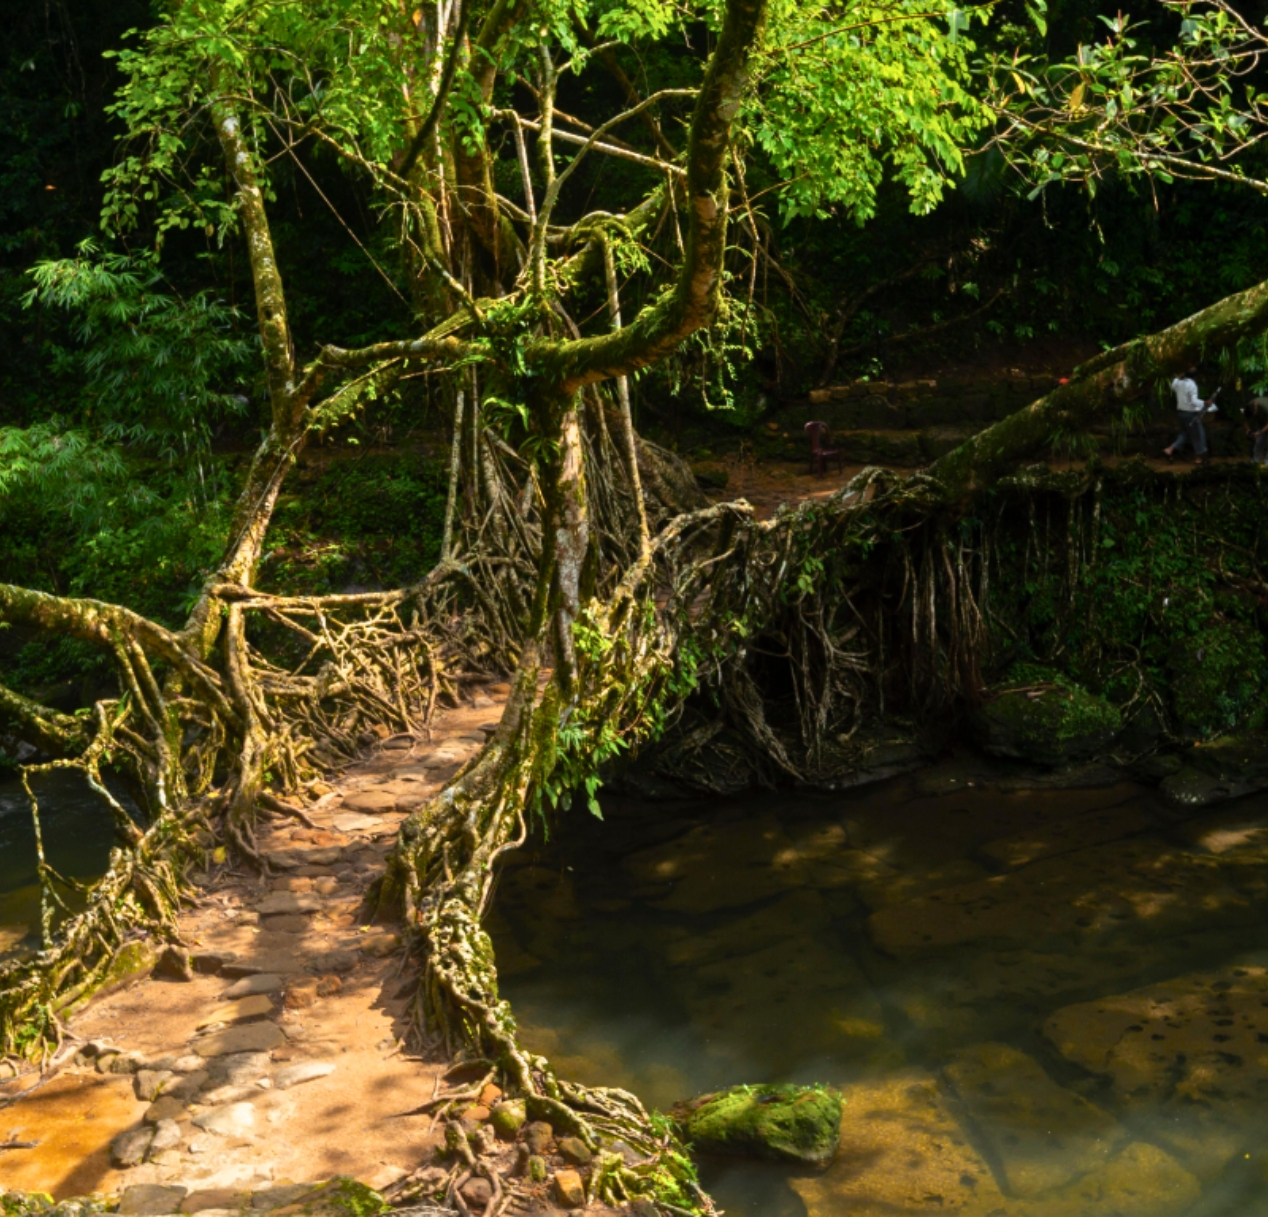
(0, 689, 508, 1209)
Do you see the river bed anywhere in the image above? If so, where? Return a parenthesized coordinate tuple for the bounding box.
(489, 757, 1268, 1217)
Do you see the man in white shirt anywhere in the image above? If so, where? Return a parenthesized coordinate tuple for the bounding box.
(1164, 367, 1215, 463)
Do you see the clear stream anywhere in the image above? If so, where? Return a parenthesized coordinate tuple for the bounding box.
(489, 760, 1268, 1217)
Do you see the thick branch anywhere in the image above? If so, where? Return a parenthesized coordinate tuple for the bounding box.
(0, 682, 88, 758)
(931, 275, 1268, 498)
(0, 585, 240, 730)
(537, 0, 769, 391)
(210, 84, 296, 417)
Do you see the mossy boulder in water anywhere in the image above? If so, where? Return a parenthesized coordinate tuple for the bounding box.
(674, 1083, 842, 1165)
(973, 665, 1120, 767)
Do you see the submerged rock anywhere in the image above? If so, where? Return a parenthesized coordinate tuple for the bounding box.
(791, 1072, 1002, 1215)
(1044, 961, 1268, 1179)
(943, 1043, 1126, 1196)
(973, 666, 1121, 767)
(674, 1083, 842, 1165)
(792, 1073, 1198, 1217)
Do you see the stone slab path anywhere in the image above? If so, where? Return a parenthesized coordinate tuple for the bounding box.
(0, 686, 517, 1208)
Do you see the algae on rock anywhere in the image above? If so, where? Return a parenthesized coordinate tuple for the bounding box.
(674, 1083, 843, 1165)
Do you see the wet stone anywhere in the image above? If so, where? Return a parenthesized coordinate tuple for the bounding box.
(791, 1073, 1003, 1217)
(943, 1042, 1126, 1197)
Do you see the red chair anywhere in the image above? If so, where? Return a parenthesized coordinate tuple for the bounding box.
(805, 421, 844, 476)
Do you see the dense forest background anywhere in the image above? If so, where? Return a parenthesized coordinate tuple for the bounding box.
(3, 0, 1267, 751)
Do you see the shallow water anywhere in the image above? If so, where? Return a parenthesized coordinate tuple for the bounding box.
(0, 769, 137, 957)
(489, 759, 1268, 1216)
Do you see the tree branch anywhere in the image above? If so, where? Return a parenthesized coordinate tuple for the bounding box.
(537, 0, 769, 390)
(931, 274, 1268, 499)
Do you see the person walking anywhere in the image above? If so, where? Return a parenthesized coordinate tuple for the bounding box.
(1245, 393, 1268, 465)
(1164, 367, 1217, 464)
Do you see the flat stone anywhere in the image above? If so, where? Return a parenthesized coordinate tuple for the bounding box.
(148, 1118, 183, 1153)
(1045, 961, 1268, 1177)
(625, 816, 807, 914)
(221, 954, 303, 977)
(273, 1060, 336, 1089)
(943, 1042, 1127, 1196)
(144, 1096, 187, 1124)
(332, 813, 383, 833)
(199, 1083, 260, 1106)
(197, 994, 275, 1028)
(111, 1125, 154, 1168)
(222, 974, 285, 998)
(192, 1101, 257, 1137)
(191, 951, 235, 974)
(255, 892, 322, 916)
(182, 1191, 243, 1214)
(206, 1051, 272, 1087)
(193, 1021, 285, 1057)
(249, 1184, 319, 1211)
(118, 1184, 188, 1215)
(261, 914, 311, 933)
(311, 877, 339, 896)
(342, 790, 398, 814)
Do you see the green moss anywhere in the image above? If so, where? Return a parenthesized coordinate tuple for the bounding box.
(1169, 623, 1265, 737)
(975, 665, 1121, 765)
(674, 1083, 842, 1165)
